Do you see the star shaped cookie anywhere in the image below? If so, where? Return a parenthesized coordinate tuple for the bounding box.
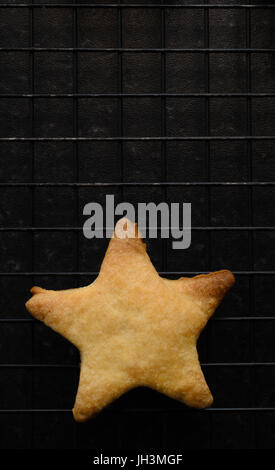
(26, 218, 235, 422)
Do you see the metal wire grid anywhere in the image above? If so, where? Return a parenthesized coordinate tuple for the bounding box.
(0, 2, 275, 446)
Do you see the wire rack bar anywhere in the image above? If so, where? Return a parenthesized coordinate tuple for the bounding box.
(0, 181, 273, 186)
(1, 3, 275, 8)
(0, 362, 274, 368)
(0, 227, 274, 231)
(1, 93, 275, 98)
(1, 137, 274, 142)
(1, 317, 275, 323)
(0, 48, 274, 53)
(0, 271, 273, 276)
(0, 362, 275, 369)
(1, 93, 275, 99)
(0, 408, 274, 413)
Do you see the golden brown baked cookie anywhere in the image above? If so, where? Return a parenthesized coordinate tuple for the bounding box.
(25, 218, 235, 422)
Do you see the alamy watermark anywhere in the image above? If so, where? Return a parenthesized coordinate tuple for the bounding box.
(83, 195, 191, 250)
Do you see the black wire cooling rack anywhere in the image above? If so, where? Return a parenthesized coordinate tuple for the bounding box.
(0, 1, 275, 449)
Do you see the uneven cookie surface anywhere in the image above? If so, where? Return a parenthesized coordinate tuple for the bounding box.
(25, 218, 235, 422)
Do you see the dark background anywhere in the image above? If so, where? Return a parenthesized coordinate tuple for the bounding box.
(0, 0, 275, 450)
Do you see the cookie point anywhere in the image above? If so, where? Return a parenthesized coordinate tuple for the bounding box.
(114, 217, 143, 240)
(30, 286, 46, 295)
(73, 406, 94, 423)
(193, 391, 214, 409)
(217, 269, 235, 290)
